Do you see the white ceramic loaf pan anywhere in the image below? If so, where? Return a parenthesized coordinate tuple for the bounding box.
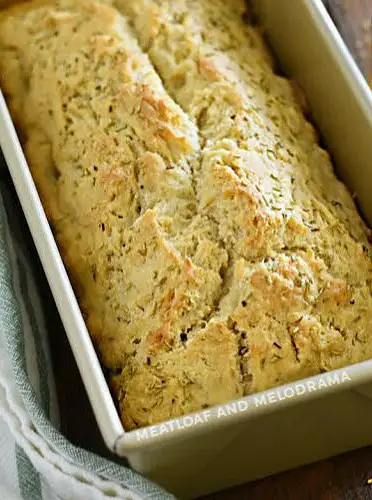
(1, 0, 372, 498)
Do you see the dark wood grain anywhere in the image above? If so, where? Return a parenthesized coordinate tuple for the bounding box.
(203, 448, 372, 500)
(326, 0, 372, 83)
(35, 2, 372, 499)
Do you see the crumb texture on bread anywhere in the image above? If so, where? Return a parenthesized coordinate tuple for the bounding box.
(1, 0, 372, 430)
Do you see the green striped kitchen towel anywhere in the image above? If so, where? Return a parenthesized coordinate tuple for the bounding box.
(0, 154, 175, 500)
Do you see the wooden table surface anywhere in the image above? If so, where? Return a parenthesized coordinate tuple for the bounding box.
(39, 1, 372, 499)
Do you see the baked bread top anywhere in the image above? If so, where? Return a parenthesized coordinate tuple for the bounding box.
(0, 0, 371, 430)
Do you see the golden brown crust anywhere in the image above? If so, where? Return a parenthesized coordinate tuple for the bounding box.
(1, 0, 372, 431)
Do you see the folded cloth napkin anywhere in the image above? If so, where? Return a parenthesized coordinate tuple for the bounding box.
(0, 157, 175, 500)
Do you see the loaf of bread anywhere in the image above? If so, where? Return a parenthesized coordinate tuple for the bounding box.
(1, 0, 372, 431)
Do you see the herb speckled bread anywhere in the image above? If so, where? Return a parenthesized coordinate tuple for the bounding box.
(1, 0, 372, 430)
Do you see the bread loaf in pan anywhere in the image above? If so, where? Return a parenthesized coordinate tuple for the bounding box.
(1, 0, 371, 430)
